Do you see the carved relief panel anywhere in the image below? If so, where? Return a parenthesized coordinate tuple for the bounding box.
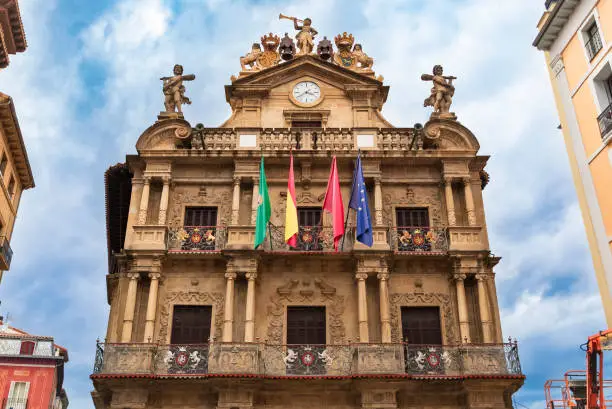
(168, 187, 232, 228)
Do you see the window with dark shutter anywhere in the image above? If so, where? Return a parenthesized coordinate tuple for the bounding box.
(297, 207, 322, 227)
(170, 305, 212, 344)
(20, 340, 35, 355)
(401, 307, 442, 345)
(184, 207, 218, 227)
(286, 306, 326, 345)
(396, 207, 429, 227)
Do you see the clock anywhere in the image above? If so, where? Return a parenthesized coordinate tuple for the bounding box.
(291, 81, 322, 106)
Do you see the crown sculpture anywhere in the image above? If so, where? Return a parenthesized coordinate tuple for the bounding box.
(235, 15, 379, 80)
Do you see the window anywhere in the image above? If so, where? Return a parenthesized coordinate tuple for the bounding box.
(286, 306, 326, 345)
(593, 64, 612, 138)
(396, 207, 429, 227)
(292, 121, 322, 128)
(297, 207, 322, 227)
(401, 307, 442, 345)
(6, 381, 29, 408)
(7, 175, 15, 199)
(184, 207, 217, 227)
(0, 153, 7, 176)
(585, 22, 603, 61)
(19, 340, 35, 355)
(170, 305, 212, 344)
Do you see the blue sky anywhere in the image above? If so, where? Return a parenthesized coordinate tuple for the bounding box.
(0, 0, 605, 407)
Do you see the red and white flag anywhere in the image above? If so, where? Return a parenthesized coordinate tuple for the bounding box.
(322, 156, 345, 251)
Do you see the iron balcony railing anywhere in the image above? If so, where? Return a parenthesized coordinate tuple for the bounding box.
(266, 225, 356, 252)
(598, 102, 612, 138)
(586, 30, 603, 61)
(168, 225, 227, 252)
(4, 398, 27, 409)
(93, 340, 521, 377)
(389, 226, 448, 253)
(0, 236, 12, 270)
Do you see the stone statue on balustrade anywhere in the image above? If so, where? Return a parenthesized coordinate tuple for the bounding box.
(421, 65, 457, 120)
(160, 64, 195, 116)
(279, 14, 318, 55)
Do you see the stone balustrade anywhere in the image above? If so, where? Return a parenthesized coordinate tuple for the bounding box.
(93, 341, 521, 377)
(188, 128, 419, 152)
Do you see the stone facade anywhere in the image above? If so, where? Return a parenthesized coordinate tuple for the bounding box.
(91, 41, 523, 409)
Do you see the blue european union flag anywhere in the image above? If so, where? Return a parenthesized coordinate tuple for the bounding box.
(349, 154, 373, 247)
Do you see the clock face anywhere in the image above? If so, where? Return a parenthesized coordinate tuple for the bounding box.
(292, 81, 321, 104)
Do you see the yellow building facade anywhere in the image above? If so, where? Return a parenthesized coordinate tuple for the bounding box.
(91, 26, 523, 409)
(0, 0, 34, 284)
(534, 0, 612, 326)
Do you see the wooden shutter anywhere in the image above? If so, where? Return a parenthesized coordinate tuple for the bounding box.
(401, 307, 442, 345)
(286, 306, 326, 345)
(170, 305, 212, 344)
(19, 341, 35, 355)
(395, 208, 430, 227)
(297, 207, 322, 226)
(184, 207, 218, 227)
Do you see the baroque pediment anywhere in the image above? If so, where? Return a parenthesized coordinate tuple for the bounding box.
(225, 55, 388, 102)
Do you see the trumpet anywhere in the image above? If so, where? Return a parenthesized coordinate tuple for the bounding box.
(279, 13, 303, 23)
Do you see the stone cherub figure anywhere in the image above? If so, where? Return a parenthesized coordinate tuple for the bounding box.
(279, 14, 318, 55)
(160, 64, 196, 114)
(240, 43, 262, 71)
(352, 43, 373, 70)
(421, 65, 456, 119)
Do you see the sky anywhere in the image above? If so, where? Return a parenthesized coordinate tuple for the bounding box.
(0, 0, 606, 407)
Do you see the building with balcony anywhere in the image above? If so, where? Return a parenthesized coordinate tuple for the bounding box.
(0, 322, 69, 409)
(534, 0, 612, 325)
(91, 26, 523, 409)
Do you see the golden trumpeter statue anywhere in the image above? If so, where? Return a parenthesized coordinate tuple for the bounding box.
(279, 13, 318, 55)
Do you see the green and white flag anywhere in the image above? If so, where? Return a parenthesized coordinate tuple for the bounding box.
(254, 156, 271, 249)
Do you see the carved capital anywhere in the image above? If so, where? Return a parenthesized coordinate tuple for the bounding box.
(355, 273, 368, 281)
(225, 272, 238, 280)
(443, 176, 453, 186)
(127, 272, 141, 280)
(475, 273, 488, 281)
(453, 273, 466, 282)
(246, 272, 258, 281)
(374, 176, 381, 186)
(377, 272, 390, 281)
(161, 176, 171, 185)
(148, 272, 161, 280)
(233, 176, 241, 186)
(461, 177, 471, 186)
(143, 176, 151, 185)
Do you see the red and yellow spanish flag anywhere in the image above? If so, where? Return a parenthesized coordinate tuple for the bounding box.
(284, 153, 298, 247)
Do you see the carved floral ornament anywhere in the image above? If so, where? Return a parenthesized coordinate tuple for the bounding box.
(266, 278, 346, 344)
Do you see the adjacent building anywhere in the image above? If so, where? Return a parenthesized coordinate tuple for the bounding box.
(534, 0, 612, 326)
(91, 25, 523, 409)
(0, 0, 26, 69)
(0, 323, 69, 409)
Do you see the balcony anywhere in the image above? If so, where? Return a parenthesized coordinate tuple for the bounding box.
(3, 398, 27, 409)
(389, 226, 448, 254)
(598, 102, 612, 138)
(168, 226, 227, 253)
(130, 225, 168, 251)
(0, 236, 12, 270)
(92, 341, 522, 378)
(266, 225, 355, 252)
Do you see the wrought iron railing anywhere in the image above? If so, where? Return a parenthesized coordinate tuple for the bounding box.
(598, 102, 612, 138)
(389, 226, 448, 253)
(168, 225, 227, 252)
(265, 225, 355, 252)
(586, 30, 603, 61)
(92, 340, 522, 377)
(0, 236, 12, 270)
(4, 398, 27, 409)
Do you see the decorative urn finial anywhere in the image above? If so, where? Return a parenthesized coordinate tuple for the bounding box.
(317, 36, 333, 61)
(279, 32, 296, 61)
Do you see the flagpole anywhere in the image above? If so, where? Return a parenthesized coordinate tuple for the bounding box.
(341, 151, 359, 251)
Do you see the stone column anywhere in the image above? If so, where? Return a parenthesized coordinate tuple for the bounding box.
(244, 272, 257, 342)
(462, 177, 477, 226)
(453, 273, 470, 343)
(374, 177, 383, 226)
(223, 272, 237, 342)
(231, 176, 241, 225)
(476, 273, 493, 343)
(356, 273, 369, 343)
(143, 272, 161, 342)
(158, 177, 170, 225)
(377, 272, 392, 343)
(443, 177, 456, 226)
(121, 272, 140, 343)
(138, 177, 151, 225)
(251, 178, 259, 225)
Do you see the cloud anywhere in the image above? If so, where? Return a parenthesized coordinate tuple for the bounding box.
(0, 0, 603, 407)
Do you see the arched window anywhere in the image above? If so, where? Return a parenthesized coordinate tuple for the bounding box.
(20, 340, 35, 355)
